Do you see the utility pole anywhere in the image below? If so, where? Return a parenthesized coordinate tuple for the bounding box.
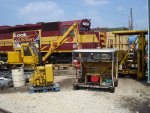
(128, 16, 131, 29)
(130, 8, 133, 30)
(129, 8, 133, 30)
(148, 0, 150, 83)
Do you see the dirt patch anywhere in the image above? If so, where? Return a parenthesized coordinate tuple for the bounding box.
(120, 96, 150, 113)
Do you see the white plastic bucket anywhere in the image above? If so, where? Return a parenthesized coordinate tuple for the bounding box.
(12, 68, 25, 87)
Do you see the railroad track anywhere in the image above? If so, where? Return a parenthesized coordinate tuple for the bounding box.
(53, 64, 74, 70)
(0, 108, 11, 113)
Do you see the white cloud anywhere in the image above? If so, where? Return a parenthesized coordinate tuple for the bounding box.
(76, 10, 113, 27)
(18, 1, 64, 22)
(84, 0, 109, 6)
(77, 10, 102, 27)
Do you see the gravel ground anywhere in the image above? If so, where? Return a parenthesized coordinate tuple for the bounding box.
(0, 68, 150, 113)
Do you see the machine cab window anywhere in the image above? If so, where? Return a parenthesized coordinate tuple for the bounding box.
(93, 53, 112, 60)
(73, 52, 92, 60)
(81, 53, 92, 60)
(23, 46, 32, 56)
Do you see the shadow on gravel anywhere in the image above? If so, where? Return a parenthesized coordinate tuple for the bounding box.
(58, 78, 74, 90)
(0, 70, 74, 94)
(0, 84, 30, 94)
(120, 96, 150, 113)
(118, 74, 150, 87)
(137, 79, 150, 87)
(77, 87, 112, 93)
(54, 77, 112, 93)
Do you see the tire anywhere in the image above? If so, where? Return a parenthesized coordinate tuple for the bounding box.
(114, 80, 118, 87)
(110, 87, 115, 93)
(73, 84, 79, 90)
(8, 81, 13, 87)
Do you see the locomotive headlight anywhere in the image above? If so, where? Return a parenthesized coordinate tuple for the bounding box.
(82, 22, 90, 26)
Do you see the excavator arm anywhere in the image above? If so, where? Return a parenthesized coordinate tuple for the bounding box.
(42, 22, 78, 62)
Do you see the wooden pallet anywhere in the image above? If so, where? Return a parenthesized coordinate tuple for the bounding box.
(29, 83, 60, 93)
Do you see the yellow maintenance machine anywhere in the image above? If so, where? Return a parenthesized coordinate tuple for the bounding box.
(7, 22, 78, 92)
(112, 30, 148, 79)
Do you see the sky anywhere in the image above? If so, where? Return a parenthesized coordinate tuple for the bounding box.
(0, 0, 148, 29)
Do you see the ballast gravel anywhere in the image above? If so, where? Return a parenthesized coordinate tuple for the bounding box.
(0, 69, 150, 113)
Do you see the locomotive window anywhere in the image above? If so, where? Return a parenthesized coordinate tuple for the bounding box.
(60, 28, 67, 35)
(23, 46, 32, 56)
(42, 22, 60, 31)
(60, 27, 74, 36)
(80, 26, 90, 31)
(80, 27, 89, 31)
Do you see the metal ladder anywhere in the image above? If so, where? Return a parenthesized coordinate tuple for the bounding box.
(119, 36, 138, 67)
